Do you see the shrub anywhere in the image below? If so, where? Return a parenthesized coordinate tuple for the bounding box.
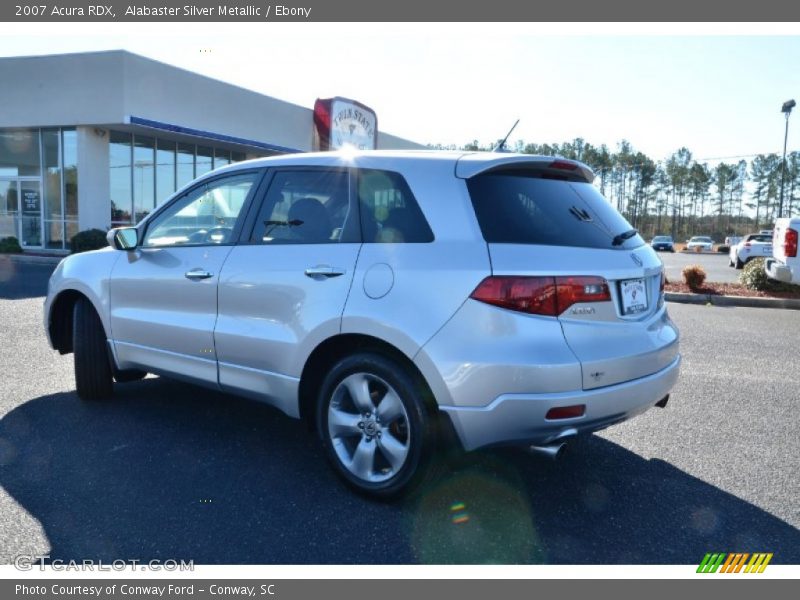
(717, 245, 730, 253)
(682, 264, 707, 290)
(740, 257, 770, 291)
(70, 229, 108, 254)
(0, 236, 22, 253)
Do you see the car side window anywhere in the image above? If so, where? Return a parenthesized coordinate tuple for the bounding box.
(143, 172, 258, 247)
(250, 170, 354, 244)
(357, 169, 433, 243)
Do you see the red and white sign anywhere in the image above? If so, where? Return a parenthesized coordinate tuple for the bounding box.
(313, 97, 378, 151)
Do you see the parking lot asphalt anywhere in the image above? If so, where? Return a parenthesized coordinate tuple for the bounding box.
(0, 262, 798, 565)
(657, 251, 740, 284)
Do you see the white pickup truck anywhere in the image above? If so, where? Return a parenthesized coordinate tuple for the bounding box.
(765, 217, 800, 285)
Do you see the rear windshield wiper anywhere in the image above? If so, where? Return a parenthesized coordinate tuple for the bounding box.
(612, 228, 638, 246)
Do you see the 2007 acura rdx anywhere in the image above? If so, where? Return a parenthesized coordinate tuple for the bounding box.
(45, 150, 680, 497)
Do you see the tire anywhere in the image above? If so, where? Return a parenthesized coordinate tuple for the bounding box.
(73, 298, 114, 401)
(728, 257, 734, 267)
(735, 256, 744, 269)
(316, 352, 438, 499)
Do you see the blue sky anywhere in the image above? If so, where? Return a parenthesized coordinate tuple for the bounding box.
(2, 24, 800, 165)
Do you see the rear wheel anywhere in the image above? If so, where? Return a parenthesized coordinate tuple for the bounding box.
(317, 353, 437, 499)
(73, 298, 113, 401)
(735, 255, 744, 269)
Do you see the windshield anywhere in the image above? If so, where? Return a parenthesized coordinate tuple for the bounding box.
(691, 237, 712, 243)
(466, 171, 644, 249)
(653, 236, 671, 242)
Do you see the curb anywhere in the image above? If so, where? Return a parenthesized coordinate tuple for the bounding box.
(1, 253, 64, 266)
(666, 292, 800, 311)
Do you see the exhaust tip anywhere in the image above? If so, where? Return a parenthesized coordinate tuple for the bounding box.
(528, 441, 568, 461)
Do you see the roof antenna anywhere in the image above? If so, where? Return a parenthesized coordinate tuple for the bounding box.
(493, 119, 520, 152)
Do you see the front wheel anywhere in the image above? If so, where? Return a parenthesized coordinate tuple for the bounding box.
(317, 353, 436, 499)
(73, 298, 114, 401)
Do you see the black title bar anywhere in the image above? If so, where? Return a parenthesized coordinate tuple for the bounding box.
(3, 0, 800, 21)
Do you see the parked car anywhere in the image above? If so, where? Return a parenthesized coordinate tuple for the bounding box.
(765, 217, 800, 284)
(44, 151, 681, 498)
(685, 236, 714, 252)
(729, 233, 773, 269)
(650, 235, 675, 252)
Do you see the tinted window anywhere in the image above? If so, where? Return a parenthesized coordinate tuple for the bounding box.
(251, 170, 353, 244)
(747, 234, 771, 243)
(358, 169, 433, 243)
(143, 172, 258, 247)
(467, 171, 642, 249)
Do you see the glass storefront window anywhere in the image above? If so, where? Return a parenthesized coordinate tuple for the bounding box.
(196, 146, 213, 177)
(42, 130, 62, 221)
(214, 148, 231, 170)
(62, 129, 78, 221)
(177, 143, 195, 189)
(109, 131, 132, 224)
(156, 139, 176, 206)
(133, 136, 155, 222)
(65, 221, 79, 246)
(105, 130, 263, 227)
(0, 130, 41, 177)
(45, 220, 64, 250)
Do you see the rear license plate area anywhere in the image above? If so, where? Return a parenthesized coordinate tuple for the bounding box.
(620, 278, 647, 315)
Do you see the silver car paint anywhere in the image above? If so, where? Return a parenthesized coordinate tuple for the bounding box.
(109, 245, 235, 385)
(44, 248, 120, 350)
(487, 243, 678, 390)
(440, 356, 681, 451)
(215, 243, 362, 417)
(45, 150, 681, 452)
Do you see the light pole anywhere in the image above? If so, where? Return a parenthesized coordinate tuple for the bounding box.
(779, 99, 796, 219)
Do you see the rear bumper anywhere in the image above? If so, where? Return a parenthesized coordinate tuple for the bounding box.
(765, 257, 795, 283)
(441, 355, 681, 451)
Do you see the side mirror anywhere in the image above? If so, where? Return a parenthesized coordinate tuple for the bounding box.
(107, 227, 139, 251)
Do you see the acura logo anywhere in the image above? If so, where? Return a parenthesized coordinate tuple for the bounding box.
(631, 253, 643, 267)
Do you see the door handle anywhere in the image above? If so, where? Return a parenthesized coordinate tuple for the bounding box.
(185, 269, 214, 280)
(304, 266, 345, 278)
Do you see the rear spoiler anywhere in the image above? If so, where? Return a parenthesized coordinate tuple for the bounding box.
(455, 153, 595, 183)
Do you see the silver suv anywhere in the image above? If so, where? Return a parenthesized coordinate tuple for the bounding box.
(45, 151, 680, 497)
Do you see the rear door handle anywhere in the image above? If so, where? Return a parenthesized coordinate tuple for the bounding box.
(185, 269, 214, 280)
(305, 266, 345, 278)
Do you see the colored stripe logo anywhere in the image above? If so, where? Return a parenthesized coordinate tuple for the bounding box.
(697, 552, 773, 573)
(450, 502, 469, 524)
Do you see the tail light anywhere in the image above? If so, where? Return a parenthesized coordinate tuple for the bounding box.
(743, 242, 751, 248)
(785, 228, 798, 258)
(548, 160, 579, 171)
(470, 276, 610, 316)
(546, 405, 586, 420)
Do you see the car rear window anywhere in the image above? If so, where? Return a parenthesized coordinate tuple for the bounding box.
(466, 171, 643, 249)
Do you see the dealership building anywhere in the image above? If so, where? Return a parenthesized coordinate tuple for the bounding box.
(0, 50, 422, 251)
